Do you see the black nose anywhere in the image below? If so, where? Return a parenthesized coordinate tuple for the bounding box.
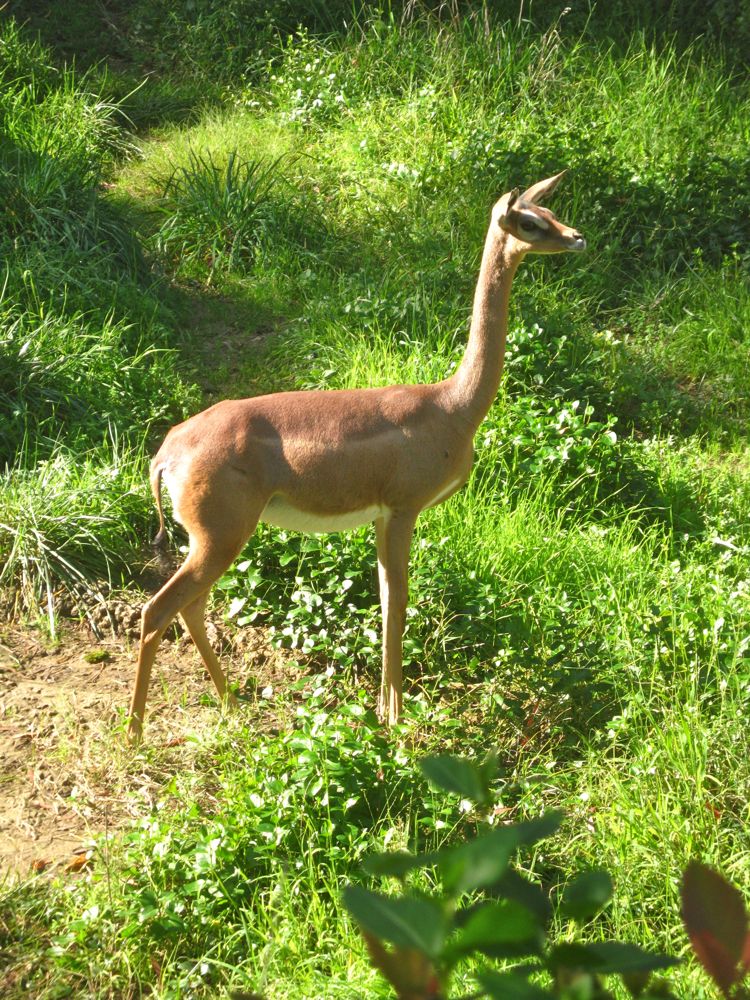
(572, 231, 584, 241)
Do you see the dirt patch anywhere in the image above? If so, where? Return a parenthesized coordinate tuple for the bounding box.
(0, 601, 296, 879)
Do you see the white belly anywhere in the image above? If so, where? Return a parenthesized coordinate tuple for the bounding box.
(260, 496, 387, 533)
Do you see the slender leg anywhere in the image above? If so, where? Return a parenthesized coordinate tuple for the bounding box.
(180, 590, 239, 708)
(375, 511, 417, 726)
(128, 532, 247, 744)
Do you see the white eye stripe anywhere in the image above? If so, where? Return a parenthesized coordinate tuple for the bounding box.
(518, 211, 550, 231)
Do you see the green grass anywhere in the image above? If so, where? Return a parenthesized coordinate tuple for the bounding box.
(1, 4, 750, 998)
(0, 18, 196, 614)
(155, 149, 286, 281)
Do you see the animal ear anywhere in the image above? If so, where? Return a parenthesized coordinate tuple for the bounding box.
(521, 170, 567, 205)
(497, 187, 520, 224)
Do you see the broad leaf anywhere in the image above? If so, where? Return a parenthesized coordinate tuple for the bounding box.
(446, 900, 541, 963)
(548, 941, 678, 976)
(561, 869, 613, 922)
(343, 886, 447, 959)
(362, 931, 440, 999)
(682, 861, 749, 994)
(547, 942, 603, 973)
(478, 969, 552, 999)
(495, 869, 553, 923)
(506, 812, 564, 848)
(585, 942, 679, 975)
(439, 828, 516, 895)
(363, 850, 437, 878)
(420, 755, 488, 803)
(437, 815, 563, 898)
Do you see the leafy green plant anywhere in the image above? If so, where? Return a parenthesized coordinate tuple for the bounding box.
(344, 752, 680, 999)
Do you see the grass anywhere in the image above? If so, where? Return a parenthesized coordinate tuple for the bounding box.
(156, 149, 285, 281)
(1, 3, 750, 998)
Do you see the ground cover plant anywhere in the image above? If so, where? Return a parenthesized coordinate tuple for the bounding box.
(1, 2, 749, 997)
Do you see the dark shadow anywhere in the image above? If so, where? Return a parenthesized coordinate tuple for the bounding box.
(9, 0, 749, 76)
(3, 2, 218, 129)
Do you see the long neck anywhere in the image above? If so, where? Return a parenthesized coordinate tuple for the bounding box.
(448, 227, 524, 430)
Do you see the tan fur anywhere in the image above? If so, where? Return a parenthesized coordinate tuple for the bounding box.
(127, 173, 585, 742)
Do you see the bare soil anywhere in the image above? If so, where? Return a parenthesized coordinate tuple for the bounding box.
(0, 598, 293, 879)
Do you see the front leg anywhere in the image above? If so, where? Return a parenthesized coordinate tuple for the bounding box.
(375, 511, 417, 726)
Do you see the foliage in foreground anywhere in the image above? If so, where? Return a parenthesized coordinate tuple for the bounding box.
(345, 753, 750, 1000)
(3, 724, 747, 999)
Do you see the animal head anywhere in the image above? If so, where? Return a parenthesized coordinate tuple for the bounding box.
(493, 171, 586, 253)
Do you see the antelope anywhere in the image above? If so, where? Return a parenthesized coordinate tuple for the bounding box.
(128, 171, 585, 742)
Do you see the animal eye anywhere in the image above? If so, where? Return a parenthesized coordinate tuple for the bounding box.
(519, 218, 538, 233)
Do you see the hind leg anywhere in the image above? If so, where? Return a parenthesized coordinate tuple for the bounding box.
(128, 529, 250, 744)
(180, 590, 239, 708)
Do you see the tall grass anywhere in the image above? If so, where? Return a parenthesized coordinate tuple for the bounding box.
(0, 442, 151, 628)
(156, 149, 284, 279)
(0, 19, 194, 612)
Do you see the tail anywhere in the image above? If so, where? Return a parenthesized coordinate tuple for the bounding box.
(151, 463, 167, 549)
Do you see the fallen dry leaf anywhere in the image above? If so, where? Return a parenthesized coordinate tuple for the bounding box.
(64, 851, 93, 873)
(30, 857, 51, 872)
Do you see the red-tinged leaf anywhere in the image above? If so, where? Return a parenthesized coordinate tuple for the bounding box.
(704, 800, 722, 821)
(30, 857, 51, 872)
(682, 862, 749, 994)
(362, 931, 443, 999)
(689, 931, 739, 996)
(165, 736, 187, 748)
